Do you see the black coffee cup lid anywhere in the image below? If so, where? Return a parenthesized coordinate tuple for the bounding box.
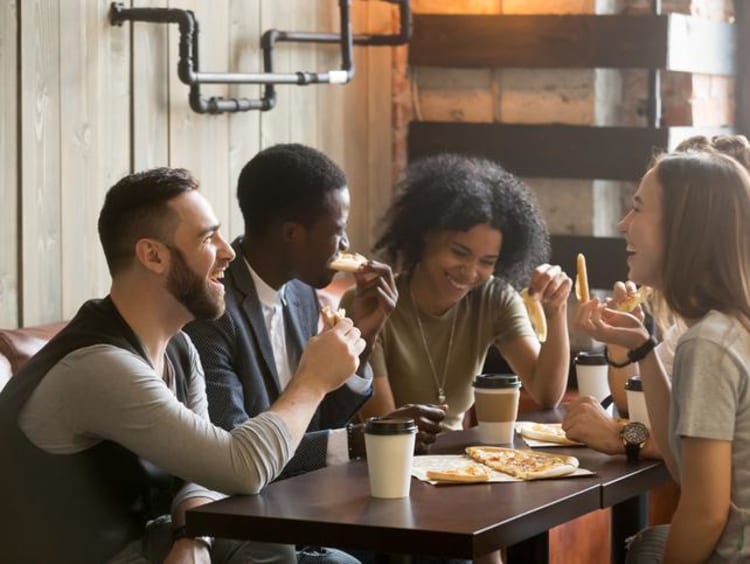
(575, 351, 607, 366)
(364, 417, 417, 435)
(625, 376, 644, 391)
(473, 374, 521, 389)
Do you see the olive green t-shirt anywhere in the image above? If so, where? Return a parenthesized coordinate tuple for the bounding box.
(346, 274, 534, 431)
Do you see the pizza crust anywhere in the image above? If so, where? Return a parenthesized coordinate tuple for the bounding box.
(465, 445, 579, 480)
(329, 252, 368, 273)
(425, 465, 491, 483)
(575, 253, 590, 303)
(519, 422, 579, 446)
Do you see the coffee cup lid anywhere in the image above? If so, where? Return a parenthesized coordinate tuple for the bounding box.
(364, 417, 417, 435)
(575, 351, 607, 366)
(625, 376, 644, 391)
(473, 374, 521, 389)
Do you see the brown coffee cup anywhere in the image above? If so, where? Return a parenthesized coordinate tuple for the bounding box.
(473, 374, 521, 444)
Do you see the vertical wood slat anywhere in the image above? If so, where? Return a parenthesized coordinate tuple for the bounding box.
(366, 1, 394, 252)
(0, 0, 18, 327)
(59, 0, 130, 319)
(341, 3, 371, 253)
(21, 0, 61, 325)
(168, 0, 230, 227)
(288, 0, 319, 147)
(259, 0, 292, 148)
(227, 0, 261, 241)
(133, 0, 170, 171)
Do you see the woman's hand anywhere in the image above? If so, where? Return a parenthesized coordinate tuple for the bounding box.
(574, 298, 650, 350)
(528, 264, 572, 318)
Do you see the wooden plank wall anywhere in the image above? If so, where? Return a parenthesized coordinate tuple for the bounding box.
(0, 0, 395, 327)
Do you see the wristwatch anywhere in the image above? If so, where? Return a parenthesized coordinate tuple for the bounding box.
(172, 525, 214, 549)
(620, 421, 649, 463)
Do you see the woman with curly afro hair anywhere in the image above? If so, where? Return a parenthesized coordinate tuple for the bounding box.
(344, 153, 573, 431)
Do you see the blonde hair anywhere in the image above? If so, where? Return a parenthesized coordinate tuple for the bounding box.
(653, 151, 750, 331)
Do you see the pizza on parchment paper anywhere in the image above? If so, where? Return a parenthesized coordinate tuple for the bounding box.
(465, 446, 579, 480)
(425, 465, 491, 483)
(519, 422, 580, 446)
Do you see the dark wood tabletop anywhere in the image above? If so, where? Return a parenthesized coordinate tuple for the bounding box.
(187, 409, 670, 560)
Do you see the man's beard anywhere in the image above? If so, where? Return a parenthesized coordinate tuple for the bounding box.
(167, 246, 225, 320)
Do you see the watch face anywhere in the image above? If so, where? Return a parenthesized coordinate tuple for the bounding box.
(622, 422, 649, 444)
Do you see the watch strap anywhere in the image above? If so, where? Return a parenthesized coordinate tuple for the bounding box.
(172, 525, 213, 549)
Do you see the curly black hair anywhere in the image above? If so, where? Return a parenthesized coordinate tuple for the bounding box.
(374, 153, 550, 289)
(237, 143, 347, 237)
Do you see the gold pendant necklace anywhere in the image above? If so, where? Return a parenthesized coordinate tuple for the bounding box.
(409, 283, 457, 405)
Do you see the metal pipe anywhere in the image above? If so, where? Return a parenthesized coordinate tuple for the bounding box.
(108, 0, 411, 114)
(646, 0, 662, 128)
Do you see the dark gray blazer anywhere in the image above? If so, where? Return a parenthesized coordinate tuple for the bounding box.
(185, 237, 371, 479)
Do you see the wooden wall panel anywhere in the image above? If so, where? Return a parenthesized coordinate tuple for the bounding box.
(0, 0, 18, 327)
(8, 0, 393, 328)
(259, 0, 293, 147)
(227, 0, 261, 241)
(366, 2, 395, 249)
(168, 0, 231, 227)
(133, 0, 170, 171)
(60, 0, 130, 319)
(21, 0, 61, 326)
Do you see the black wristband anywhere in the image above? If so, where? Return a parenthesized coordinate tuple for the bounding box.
(605, 336, 657, 368)
(604, 346, 632, 368)
(347, 423, 366, 460)
(627, 335, 658, 363)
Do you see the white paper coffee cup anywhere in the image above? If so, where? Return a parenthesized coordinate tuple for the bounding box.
(575, 352, 610, 404)
(473, 374, 521, 444)
(626, 377, 651, 428)
(364, 417, 417, 499)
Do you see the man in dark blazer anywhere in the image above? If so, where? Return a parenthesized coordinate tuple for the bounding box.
(186, 144, 445, 484)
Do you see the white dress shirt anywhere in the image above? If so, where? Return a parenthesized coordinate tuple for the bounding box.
(245, 259, 370, 465)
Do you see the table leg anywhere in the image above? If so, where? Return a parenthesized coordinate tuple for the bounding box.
(506, 531, 549, 563)
(611, 494, 648, 564)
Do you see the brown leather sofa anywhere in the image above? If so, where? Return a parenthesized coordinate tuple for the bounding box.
(0, 322, 66, 390)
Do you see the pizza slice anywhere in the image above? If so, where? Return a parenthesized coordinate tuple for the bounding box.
(329, 252, 368, 273)
(520, 288, 547, 343)
(465, 445, 579, 480)
(321, 305, 346, 328)
(425, 465, 491, 483)
(615, 289, 646, 312)
(519, 422, 579, 446)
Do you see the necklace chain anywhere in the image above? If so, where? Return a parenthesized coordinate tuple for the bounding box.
(409, 283, 457, 405)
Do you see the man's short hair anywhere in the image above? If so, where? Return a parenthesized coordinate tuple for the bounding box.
(237, 144, 347, 237)
(98, 167, 198, 275)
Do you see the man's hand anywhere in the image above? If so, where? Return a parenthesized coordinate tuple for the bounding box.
(386, 404, 446, 454)
(527, 264, 572, 318)
(349, 260, 398, 349)
(562, 396, 624, 455)
(297, 318, 366, 396)
(163, 539, 211, 564)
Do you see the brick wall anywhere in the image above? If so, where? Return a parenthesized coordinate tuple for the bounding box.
(395, 0, 736, 236)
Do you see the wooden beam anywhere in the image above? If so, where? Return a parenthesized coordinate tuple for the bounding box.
(408, 122, 733, 181)
(410, 14, 735, 76)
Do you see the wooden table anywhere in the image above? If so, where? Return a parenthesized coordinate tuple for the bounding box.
(187, 410, 670, 561)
